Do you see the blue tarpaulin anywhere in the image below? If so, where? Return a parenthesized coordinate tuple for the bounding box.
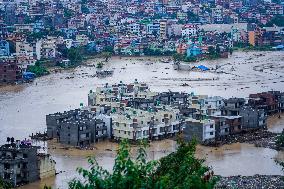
(23, 72, 36, 80)
(196, 65, 209, 71)
(276, 45, 284, 49)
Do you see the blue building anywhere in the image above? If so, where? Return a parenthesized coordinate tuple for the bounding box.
(186, 44, 202, 58)
(147, 22, 160, 35)
(0, 40, 10, 56)
(86, 41, 97, 53)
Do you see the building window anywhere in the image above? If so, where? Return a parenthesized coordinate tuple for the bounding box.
(210, 125, 213, 128)
(210, 132, 214, 135)
(4, 163, 10, 169)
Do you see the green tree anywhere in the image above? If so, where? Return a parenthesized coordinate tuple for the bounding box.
(154, 138, 217, 188)
(276, 132, 284, 149)
(207, 46, 216, 56)
(27, 61, 49, 77)
(0, 177, 12, 189)
(69, 140, 158, 189)
(266, 15, 284, 27)
(69, 139, 217, 189)
(67, 47, 84, 65)
(104, 46, 114, 53)
(187, 11, 199, 22)
(101, 52, 112, 62)
(81, 5, 90, 14)
(64, 9, 74, 19)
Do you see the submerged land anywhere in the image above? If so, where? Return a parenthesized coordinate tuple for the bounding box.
(0, 51, 284, 188)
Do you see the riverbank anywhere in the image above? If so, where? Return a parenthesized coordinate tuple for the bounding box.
(215, 175, 284, 189)
(204, 130, 279, 150)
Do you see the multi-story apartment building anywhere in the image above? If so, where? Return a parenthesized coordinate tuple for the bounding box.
(88, 81, 156, 106)
(47, 109, 111, 146)
(0, 40, 10, 56)
(112, 106, 181, 141)
(183, 118, 215, 142)
(59, 117, 108, 146)
(239, 106, 267, 130)
(181, 24, 198, 37)
(0, 140, 55, 187)
(222, 98, 246, 116)
(248, 92, 278, 114)
(0, 57, 22, 84)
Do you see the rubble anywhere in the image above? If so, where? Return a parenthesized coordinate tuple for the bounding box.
(204, 130, 278, 149)
(30, 132, 52, 141)
(215, 175, 284, 189)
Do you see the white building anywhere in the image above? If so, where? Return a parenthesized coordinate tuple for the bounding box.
(181, 24, 198, 37)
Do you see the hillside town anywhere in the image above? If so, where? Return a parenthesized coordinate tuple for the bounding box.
(46, 80, 284, 146)
(0, 0, 284, 84)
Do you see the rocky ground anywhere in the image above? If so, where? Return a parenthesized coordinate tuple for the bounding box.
(204, 130, 279, 150)
(215, 175, 284, 189)
(250, 135, 278, 150)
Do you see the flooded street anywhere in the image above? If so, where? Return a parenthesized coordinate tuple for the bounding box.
(1, 51, 284, 188)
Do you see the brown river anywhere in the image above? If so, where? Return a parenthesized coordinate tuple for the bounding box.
(0, 51, 284, 188)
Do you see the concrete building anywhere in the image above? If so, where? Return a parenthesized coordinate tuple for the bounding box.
(112, 106, 181, 141)
(239, 106, 267, 130)
(155, 92, 188, 105)
(181, 24, 198, 37)
(147, 22, 160, 35)
(0, 140, 38, 187)
(0, 139, 55, 187)
(183, 118, 215, 142)
(0, 58, 22, 84)
(46, 109, 93, 139)
(248, 92, 278, 114)
(59, 118, 108, 146)
(47, 109, 110, 146)
(211, 115, 242, 136)
(88, 80, 156, 107)
(211, 116, 230, 138)
(203, 96, 225, 116)
(159, 20, 167, 39)
(222, 98, 246, 116)
(37, 154, 56, 179)
(0, 40, 10, 56)
(268, 91, 284, 112)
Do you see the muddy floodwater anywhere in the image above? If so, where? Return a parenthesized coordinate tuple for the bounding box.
(0, 51, 284, 188)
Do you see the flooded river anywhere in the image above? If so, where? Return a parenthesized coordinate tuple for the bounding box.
(1, 51, 284, 188)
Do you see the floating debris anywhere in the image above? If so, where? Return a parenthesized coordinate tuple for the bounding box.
(96, 70, 114, 78)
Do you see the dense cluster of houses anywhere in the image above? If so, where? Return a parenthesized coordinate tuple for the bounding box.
(46, 81, 284, 145)
(0, 0, 284, 84)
